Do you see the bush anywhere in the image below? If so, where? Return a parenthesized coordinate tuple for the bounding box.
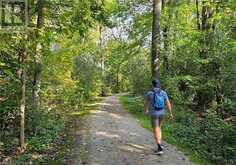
(27, 112, 65, 152)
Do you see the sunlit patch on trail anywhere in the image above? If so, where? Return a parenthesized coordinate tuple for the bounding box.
(108, 113, 122, 119)
(119, 144, 143, 153)
(86, 102, 102, 107)
(95, 131, 120, 139)
(90, 110, 106, 114)
(119, 143, 151, 154)
(98, 102, 113, 106)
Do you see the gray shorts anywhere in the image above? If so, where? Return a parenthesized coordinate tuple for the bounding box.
(151, 115, 165, 128)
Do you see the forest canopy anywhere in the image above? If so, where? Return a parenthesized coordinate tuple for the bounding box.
(0, 0, 235, 164)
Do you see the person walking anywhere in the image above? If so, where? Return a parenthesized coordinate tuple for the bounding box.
(144, 79, 173, 155)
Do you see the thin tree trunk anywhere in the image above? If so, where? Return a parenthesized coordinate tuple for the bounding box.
(33, 43, 42, 108)
(18, 0, 28, 150)
(163, 27, 169, 72)
(163, 0, 173, 72)
(18, 48, 26, 150)
(11, 3, 14, 25)
(216, 78, 224, 119)
(151, 0, 162, 80)
(20, 69, 26, 149)
(33, 0, 44, 108)
(1, 1, 5, 26)
(196, 0, 214, 111)
(201, 1, 214, 31)
(196, 0, 201, 30)
(116, 70, 119, 93)
(213, 0, 223, 118)
(116, 66, 120, 93)
(36, 0, 43, 28)
(99, 26, 105, 96)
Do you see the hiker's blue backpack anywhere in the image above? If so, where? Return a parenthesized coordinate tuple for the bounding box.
(153, 90, 165, 110)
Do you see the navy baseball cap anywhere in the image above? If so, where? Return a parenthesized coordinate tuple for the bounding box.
(152, 79, 160, 88)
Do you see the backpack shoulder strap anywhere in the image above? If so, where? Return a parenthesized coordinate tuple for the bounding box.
(152, 90, 156, 104)
(152, 90, 157, 97)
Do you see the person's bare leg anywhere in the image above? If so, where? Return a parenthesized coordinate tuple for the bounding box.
(159, 117, 164, 128)
(154, 126, 161, 144)
(153, 118, 162, 145)
(158, 117, 164, 145)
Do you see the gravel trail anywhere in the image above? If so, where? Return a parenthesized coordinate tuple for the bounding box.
(70, 94, 196, 165)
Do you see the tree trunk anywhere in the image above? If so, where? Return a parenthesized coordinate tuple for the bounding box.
(116, 66, 120, 93)
(18, 48, 26, 150)
(196, 0, 214, 111)
(1, 2, 5, 26)
(36, 0, 44, 29)
(33, 43, 42, 108)
(116, 70, 119, 93)
(202, 1, 213, 31)
(196, 0, 201, 30)
(33, 0, 44, 108)
(163, 0, 173, 73)
(99, 26, 105, 96)
(213, 1, 223, 118)
(216, 79, 224, 119)
(18, 0, 29, 150)
(151, 0, 162, 80)
(11, 3, 15, 25)
(20, 68, 26, 149)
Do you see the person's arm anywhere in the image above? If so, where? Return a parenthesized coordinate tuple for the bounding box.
(166, 99, 173, 120)
(144, 100, 149, 114)
(144, 93, 150, 114)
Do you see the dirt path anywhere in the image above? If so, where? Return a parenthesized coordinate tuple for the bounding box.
(69, 94, 196, 165)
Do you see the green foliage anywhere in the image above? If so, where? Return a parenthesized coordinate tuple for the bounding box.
(72, 54, 101, 100)
(1, 0, 235, 164)
(27, 115, 64, 152)
(0, 0, 112, 163)
(117, 0, 236, 114)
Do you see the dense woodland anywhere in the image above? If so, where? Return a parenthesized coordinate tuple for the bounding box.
(0, 0, 235, 164)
